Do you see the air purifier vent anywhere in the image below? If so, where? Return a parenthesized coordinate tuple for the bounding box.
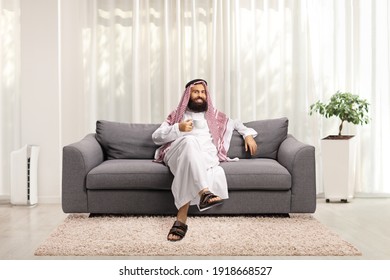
(10, 145, 40, 206)
(27, 157, 31, 201)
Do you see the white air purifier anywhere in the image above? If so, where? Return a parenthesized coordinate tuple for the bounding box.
(10, 145, 40, 206)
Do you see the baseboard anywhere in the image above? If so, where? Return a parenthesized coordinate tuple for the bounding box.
(316, 192, 390, 198)
(4, 194, 390, 204)
(0, 195, 10, 205)
(0, 195, 61, 205)
(38, 196, 61, 204)
(354, 192, 390, 198)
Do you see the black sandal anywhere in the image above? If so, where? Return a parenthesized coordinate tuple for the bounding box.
(167, 221, 188, 242)
(198, 191, 223, 212)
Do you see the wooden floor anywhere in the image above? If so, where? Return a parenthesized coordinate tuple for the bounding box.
(0, 198, 389, 260)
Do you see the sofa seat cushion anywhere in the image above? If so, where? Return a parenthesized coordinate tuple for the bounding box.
(87, 159, 290, 192)
(87, 159, 173, 190)
(221, 159, 291, 191)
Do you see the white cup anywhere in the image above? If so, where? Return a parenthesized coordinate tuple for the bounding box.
(193, 119, 206, 129)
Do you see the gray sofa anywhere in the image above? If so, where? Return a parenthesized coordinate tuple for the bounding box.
(62, 117, 316, 215)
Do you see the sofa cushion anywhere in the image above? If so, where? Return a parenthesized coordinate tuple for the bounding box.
(87, 159, 173, 190)
(96, 120, 160, 159)
(220, 159, 291, 191)
(227, 117, 288, 159)
(87, 158, 291, 192)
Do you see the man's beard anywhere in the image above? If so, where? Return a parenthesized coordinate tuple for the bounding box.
(188, 98, 208, 112)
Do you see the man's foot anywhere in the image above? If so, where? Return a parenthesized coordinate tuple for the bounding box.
(167, 220, 188, 241)
(198, 190, 223, 211)
(168, 203, 190, 241)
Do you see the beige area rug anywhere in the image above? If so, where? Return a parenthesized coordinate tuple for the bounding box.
(34, 214, 361, 256)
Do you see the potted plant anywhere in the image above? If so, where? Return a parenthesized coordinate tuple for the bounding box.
(309, 91, 370, 202)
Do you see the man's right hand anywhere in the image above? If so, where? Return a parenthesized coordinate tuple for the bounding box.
(179, 119, 193, 132)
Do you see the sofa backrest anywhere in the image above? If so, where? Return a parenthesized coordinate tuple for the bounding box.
(96, 120, 160, 160)
(96, 117, 288, 160)
(227, 117, 288, 159)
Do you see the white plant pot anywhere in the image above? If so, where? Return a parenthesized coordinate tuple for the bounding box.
(321, 135, 357, 203)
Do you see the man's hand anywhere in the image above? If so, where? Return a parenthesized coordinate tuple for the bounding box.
(179, 119, 193, 132)
(245, 135, 257, 156)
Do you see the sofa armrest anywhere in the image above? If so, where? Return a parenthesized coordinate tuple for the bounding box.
(277, 134, 316, 213)
(62, 133, 104, 213)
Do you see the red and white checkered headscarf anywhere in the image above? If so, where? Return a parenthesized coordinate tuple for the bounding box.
(155, 80, 229, 162)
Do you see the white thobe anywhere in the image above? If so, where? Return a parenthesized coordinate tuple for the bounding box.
(152, 111, 257, 210)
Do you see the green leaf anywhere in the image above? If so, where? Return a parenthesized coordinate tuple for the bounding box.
(308, 91, 370, 135)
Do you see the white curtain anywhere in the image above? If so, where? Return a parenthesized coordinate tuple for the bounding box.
(66, 0, 390, 194)
(0, 0, 20, 198)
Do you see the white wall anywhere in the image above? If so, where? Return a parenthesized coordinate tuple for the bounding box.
(20, 0, 61, 203)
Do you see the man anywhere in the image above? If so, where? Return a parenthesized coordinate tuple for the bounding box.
(152, 79, 258, 241)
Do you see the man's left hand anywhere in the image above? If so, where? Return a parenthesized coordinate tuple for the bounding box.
(245, 135, 258, 156)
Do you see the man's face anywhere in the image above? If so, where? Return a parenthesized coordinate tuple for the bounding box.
(188, 83, 208, 112)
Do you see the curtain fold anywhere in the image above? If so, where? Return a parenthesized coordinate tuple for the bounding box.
(0, 0, 20, 198)
(67, 0, 389, 194)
